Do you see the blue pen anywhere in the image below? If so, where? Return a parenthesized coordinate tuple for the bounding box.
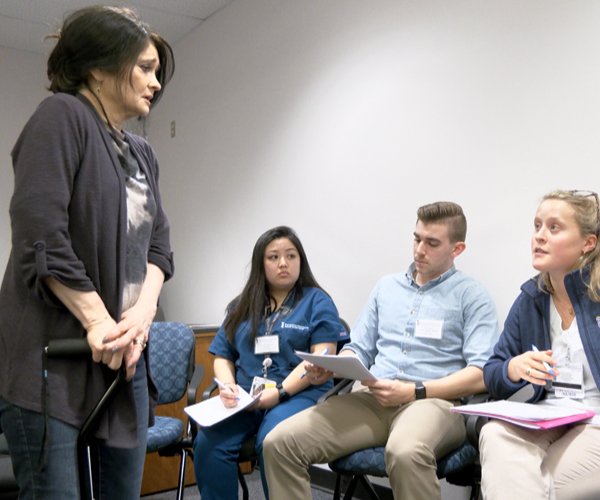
(300, 347, 329, 379)
(213, 377, 240, 399)
(531, 345, 555, 376)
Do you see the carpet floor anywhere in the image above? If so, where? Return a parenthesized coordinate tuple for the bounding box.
(141, 466, 336, 500)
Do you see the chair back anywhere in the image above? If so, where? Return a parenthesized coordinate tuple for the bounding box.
(338, 318, 351, 345)
(148, 322, 195, 405)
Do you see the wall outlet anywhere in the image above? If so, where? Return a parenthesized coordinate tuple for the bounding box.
(170, 120, 176, 138)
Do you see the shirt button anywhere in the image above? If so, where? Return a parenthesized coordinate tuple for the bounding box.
(403, 350, 407, 354)
(419, 291, 423, 295)
(406, 333, 410, 337)
(411, 310, 415, 315)
(400, 370, 404, 374)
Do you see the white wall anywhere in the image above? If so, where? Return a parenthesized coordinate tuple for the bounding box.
(146, 0, 600, 327)
(2, 1, 600, 332)
(0, 47, 47, 271)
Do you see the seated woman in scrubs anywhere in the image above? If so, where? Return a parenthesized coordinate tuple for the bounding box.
(193, 225, 348, 500)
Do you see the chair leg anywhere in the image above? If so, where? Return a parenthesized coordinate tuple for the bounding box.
(333, 474, 343, 500)
(342, 475, 359, 500)
(470, 480, 481, 500)
(175, 450, 188, 500)
(342, 475, 382, 500)
(356, 476, 381, 500)
(237, 464, 249, 500)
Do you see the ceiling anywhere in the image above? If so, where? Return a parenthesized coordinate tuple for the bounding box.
(0, 0, 234, 55)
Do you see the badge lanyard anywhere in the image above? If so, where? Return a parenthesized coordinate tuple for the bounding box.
(261, 289, 294, 378)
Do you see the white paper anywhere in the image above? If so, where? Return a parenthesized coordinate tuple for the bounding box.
(184, 386, 260, 427)
(452, 400, 591, 421)
(295, 351, 377, 381)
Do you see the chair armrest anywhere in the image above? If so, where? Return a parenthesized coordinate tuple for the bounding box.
(184, 364, 206, 442)
(317, 378, 354, 403)
(468, 392, 490, 405)
(187, 364, 205, 407)
(464, 391, 490, 451)
(465, 413, 488, 451)
(202, 380, 219, 401)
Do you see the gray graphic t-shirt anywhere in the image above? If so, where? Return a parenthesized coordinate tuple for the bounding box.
(109, 128, 157, 311)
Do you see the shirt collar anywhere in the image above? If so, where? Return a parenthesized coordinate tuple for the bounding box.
(405, 262, 457, 289)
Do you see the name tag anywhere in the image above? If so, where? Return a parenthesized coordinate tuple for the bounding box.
(552, 363, 584, 399)
(255, 335, 280, 355)
(414, 319, 444, 340)
(250, 376, 276, 397)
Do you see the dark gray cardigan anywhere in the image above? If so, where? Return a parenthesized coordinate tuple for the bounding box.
(0, 93, 174, 447)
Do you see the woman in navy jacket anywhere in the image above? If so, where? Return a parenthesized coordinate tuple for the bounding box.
(193, 226, 348, 500)
(481, 190, 600, 499)
(0, 6, 174, 500)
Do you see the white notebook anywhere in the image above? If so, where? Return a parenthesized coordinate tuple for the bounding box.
(185, 387, 260, 427)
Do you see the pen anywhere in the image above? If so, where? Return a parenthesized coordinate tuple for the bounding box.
(213, 377, 240, 399)
(531, 345, 555, 376)
(300, 347, 330, 379)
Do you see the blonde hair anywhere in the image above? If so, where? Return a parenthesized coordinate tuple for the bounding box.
(536, 190, 600, 301)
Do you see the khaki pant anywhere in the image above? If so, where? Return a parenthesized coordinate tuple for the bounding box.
(263, 387, 465, 500)
(480, 420, 600, 500)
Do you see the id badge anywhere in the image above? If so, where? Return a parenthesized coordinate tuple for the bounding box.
(250, 376, 276, 398)
(414, 319, 444, 340)
(552, 363, 584, 399)
(255, 335, 280, 355)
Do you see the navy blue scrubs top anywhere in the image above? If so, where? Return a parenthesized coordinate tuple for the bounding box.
(209, 287, 348, 395)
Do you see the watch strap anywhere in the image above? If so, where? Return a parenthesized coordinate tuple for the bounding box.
(276, 382, 291, 403)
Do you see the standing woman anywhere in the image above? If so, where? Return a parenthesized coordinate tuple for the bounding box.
(193, 226, 348, 500)
(0, 6, 174, 500)
(481, 190, 600, 499)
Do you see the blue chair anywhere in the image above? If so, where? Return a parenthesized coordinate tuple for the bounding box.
(324, 383, 486, 500)
(147, 322, 204, 500)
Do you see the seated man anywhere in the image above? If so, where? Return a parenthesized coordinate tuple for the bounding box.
(263, 201, 500, 500)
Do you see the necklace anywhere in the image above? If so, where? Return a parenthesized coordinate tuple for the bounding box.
(553, 293, 574, 318)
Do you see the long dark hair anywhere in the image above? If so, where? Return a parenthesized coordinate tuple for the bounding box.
(224, 226, 325, 345)
(46, 6, 174, 107)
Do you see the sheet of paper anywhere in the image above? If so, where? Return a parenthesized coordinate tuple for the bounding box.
(295, 351, 377, 381)
(452, 401, 593, 423)
(184, 386, 260, 427)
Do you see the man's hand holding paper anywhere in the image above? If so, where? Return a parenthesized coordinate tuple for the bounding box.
(362, 379, 417, 407)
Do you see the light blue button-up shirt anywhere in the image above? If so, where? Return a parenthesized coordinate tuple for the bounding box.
(342, 264, 499, 382)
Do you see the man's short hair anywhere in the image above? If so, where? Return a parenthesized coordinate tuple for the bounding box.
(416, 201, 467, 243)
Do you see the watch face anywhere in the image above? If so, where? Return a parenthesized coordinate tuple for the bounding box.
(415, 383, 426, 400)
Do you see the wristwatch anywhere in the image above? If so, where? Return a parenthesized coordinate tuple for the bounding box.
(414, 381, 427, 400)
(276, 383, 291, 403)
